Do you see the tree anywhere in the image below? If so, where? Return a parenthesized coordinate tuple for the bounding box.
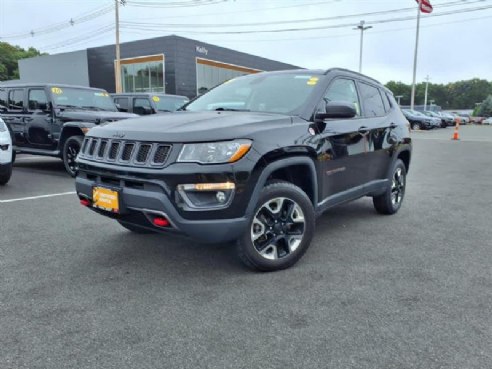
(477, 95, 492, 117)
(0, 42, 45, 81)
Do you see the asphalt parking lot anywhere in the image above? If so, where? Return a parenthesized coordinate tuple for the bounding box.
(1, 126, 491, 369)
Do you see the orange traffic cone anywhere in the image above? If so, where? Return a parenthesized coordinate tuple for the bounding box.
(452, 128, 460, 140)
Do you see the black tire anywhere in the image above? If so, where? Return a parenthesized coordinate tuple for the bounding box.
(373, 159, 407, 215)
(63, 135, 83, 177)
(0, 162, 12, 186)
(237, 181, 315, 272)
(117, 221, 156, 234)
(411, 122, 421, 131)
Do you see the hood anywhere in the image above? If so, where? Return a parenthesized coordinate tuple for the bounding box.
(87, 111, 293, 142)
(58, 110, 138, 123)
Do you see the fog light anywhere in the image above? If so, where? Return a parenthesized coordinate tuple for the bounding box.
(0, 144, 9, 151)
(216, 191, 226, 203)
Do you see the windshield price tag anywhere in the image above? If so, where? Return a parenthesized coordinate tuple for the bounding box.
(51, 87, 63, 94)
(307, 77, 319, 86)
(152, 96, 160, 102)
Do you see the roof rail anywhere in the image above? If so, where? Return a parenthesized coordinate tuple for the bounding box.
(323, 68, 381, 85)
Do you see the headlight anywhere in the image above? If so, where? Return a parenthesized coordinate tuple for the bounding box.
(178, 140, 252, 164)
(0, 118, 6, 132)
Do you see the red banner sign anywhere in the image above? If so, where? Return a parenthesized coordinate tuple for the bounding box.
(415, 0, 433, 13)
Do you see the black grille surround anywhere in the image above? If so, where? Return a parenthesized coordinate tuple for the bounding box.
(79, 137, 172, 168)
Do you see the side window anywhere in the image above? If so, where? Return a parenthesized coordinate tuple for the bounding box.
(0, 88, 7, 110)
(358, 82, 386, 117)
(323, 78, 360, 116)
(8, 89, 24, 111)
(114, 97, 129, 111)
(381, 90, 390, 112)
(133, 98, 152, 115)
(28, 89, 49, 110)
(385, 93, 394, 109)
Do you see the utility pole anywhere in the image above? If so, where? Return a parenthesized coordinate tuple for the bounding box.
(395, 95, 403, 105)
(353, 20, 372, 73)
(424, 75, 430, 111)
(410, 0, 422, 110)
(115, 0, 122, 93)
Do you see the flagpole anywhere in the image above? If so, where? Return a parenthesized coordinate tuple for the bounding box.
(410, 0, 422, 110)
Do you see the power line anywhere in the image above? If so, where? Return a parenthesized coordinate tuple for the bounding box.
(125, 0, 227, 8)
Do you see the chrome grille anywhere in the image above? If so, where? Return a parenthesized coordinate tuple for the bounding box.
(79, 138, 172, 168)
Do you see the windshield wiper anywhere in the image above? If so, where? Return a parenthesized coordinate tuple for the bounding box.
(82, 106, 112, 111)
(56, 104, 81, 110)
(214, 107, 250, 112)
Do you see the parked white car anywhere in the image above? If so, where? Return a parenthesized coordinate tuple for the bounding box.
(0, 117, 13, 185)
(482, 117, 492, 125)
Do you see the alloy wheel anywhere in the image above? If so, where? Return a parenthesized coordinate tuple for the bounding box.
(391, 167, 405, 206)
(251, 197, 305, 260)
(66, 142, 80, 174)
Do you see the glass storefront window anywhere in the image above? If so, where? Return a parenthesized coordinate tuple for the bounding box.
(120, 56, 165, 93)
(196, 59, 261, 95)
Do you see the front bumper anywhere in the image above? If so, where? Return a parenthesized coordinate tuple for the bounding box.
(74, 157, 260, 243)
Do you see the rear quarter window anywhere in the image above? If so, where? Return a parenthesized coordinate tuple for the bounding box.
(358, 82, 386, 117)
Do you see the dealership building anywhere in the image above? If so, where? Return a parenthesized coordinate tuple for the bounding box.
(16, 35, 299, 98)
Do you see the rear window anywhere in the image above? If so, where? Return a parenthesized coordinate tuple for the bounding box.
(358, 82, 385, 117)
(8, 89, 24, 110)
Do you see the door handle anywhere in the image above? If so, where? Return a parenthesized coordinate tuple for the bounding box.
(389, 122, 397, 129)
(23, 117, 33, 122)
(358, 126, 369, 134)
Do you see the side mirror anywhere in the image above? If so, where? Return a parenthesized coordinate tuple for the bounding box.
(316, 101, 357, 120)
(115, 103, 127, 112)
(143, 106, 153, 115)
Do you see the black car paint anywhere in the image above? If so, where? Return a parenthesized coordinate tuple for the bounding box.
(75, 68, 412, 242)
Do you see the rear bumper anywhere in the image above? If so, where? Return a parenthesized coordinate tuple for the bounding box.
(75, 174, 249, 243)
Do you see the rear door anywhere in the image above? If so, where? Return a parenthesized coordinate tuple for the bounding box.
(5, 88, 27, 147)
(114, 97, 130, 113)
(357, 81, 394, 182)
(318, 78, 370, 200)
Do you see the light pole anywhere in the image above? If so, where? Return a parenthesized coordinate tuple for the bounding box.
(353, 20, 372, 73)
(395, 95, 403, 105)
(424, 75, 430, 111)
(114, 0, 124, 93)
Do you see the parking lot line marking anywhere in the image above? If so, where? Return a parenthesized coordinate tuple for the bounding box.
(0, 191, 76, 203)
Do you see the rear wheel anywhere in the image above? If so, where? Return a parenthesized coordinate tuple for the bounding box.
(0, 162, 12, 185)
(373, 159, 407, 215)
(237, 181, 315, 272)
(63, 135, 83, 177)
(411, 122, 421, 130)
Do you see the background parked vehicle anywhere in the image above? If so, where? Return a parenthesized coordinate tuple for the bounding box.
(112, 93, 189, 115)
(482, 117, 492, 125)
(0, 84, 138, 176)
(423, 111, 447, 128)
(439, 112, 456, 126)
(0, 117, 13, 185)
(402, 109, 434, 130)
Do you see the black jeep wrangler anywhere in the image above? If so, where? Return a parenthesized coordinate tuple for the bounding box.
(75, 69, 412, 271)
(112, 93, 189, 115)
(0, 84, 138, 176)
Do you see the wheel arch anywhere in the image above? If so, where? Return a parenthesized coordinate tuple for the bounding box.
(245, 156, 318, 218)
(59, 123, 87, 154)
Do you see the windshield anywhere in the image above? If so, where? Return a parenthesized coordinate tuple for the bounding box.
(153, 95, 189, 112)
(51, 87, 117, 111)
(184, 72, 322, 115)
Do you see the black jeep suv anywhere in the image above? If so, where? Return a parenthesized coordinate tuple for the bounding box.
(0, 84, 137, 176)
(75, 69, 411, 271)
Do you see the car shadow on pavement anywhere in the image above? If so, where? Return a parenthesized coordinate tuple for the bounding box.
(14, 159, 68, 177)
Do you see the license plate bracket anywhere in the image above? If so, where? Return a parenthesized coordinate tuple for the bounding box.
(92, 186, 120, 213)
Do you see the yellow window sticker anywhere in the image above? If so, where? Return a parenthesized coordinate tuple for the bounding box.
(152, 96, 160, 102)
(51, 87, 63, 94)
(307, 77, 319, 86)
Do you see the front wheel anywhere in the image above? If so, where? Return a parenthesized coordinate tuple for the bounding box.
(63, 136, 83, 177)
(237, 181, 315, 272)
(373, 159, 407, 215)
(411, 122, 421, 131)
(0, 162, 12, 185)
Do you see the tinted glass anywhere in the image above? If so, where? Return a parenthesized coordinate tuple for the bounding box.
(134, 98, 151, 109)
(0, 88, 7, 109)
(359, 82, 386, 117)
(8, 89, 24, 110)
(186, 73, 322, 115)
(196, 62, 251, 95)
(323, 78, 360, 116)
(381, 90, 390, 112)
(114, 97, 129, 110)
(154, 96, 189, 112)
(51, 87, 117, 111)
(121, 61, 164, 93)
(28, 89, 49, 110)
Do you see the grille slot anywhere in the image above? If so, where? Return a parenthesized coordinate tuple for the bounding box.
(121, 143, 134, 161)
(81, 138, 89, 154)
(97, 140, 107, 158)
(136, 144, 151, 163)
(88, 139, 97, 156)
(153, 145, 171, 164)
(108, 142, 120, 160)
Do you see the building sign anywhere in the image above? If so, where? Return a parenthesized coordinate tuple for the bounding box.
(196, 46, 208, 55)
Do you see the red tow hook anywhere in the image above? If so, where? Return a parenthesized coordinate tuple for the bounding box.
(80, 198, 91, 207)
(153, 216, 170, 227)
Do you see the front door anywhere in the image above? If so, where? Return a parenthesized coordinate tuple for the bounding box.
(317, 78, 370, 201)
(25, 88, 55, 149)
(4, 88, 27, 147)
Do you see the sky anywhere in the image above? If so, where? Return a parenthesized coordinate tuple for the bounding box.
(0, 0, 490, 85)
